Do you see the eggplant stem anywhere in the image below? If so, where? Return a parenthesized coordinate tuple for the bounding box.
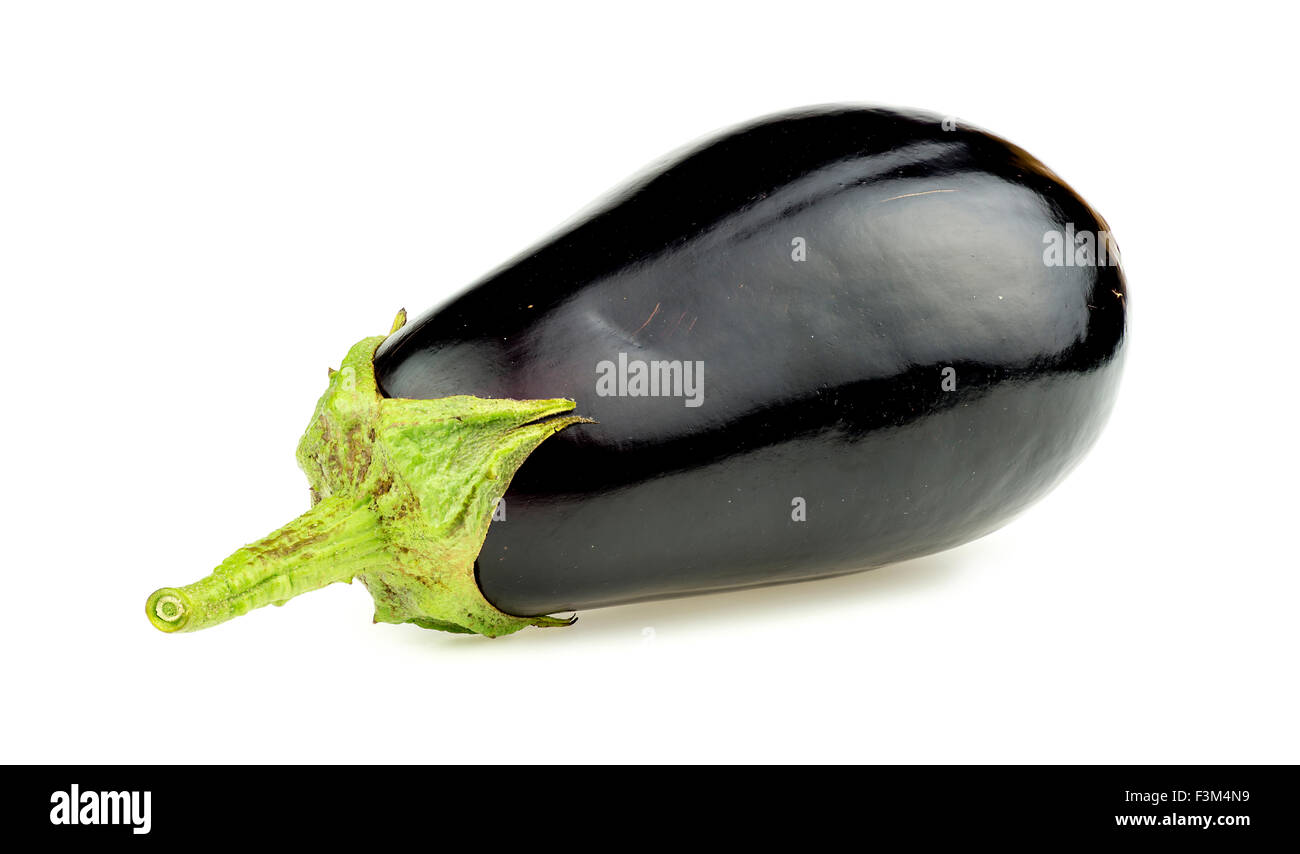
(146, 496, 383, 633)
(145, 315, 588, 638)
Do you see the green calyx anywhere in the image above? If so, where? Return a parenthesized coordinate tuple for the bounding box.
(146, 310, 590, 638)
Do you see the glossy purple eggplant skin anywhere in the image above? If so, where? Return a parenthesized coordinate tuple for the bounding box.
(375, 106, 1127, 616)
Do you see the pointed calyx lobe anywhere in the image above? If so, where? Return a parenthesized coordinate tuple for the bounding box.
(146, 312, 589, 637)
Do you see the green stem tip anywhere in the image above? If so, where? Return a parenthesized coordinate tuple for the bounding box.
(145, 311, 591, 638)
(147, 589, 190, 632)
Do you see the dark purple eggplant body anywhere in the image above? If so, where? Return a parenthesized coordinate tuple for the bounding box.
(375, 106, 1128, 616)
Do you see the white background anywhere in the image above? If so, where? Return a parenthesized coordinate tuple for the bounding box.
(2, 2, 1296, 764)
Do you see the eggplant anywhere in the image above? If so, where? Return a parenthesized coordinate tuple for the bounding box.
(146, 105, 1126, 638)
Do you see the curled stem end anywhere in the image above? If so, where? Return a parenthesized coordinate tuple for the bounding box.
(146, 588, 191, 633)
